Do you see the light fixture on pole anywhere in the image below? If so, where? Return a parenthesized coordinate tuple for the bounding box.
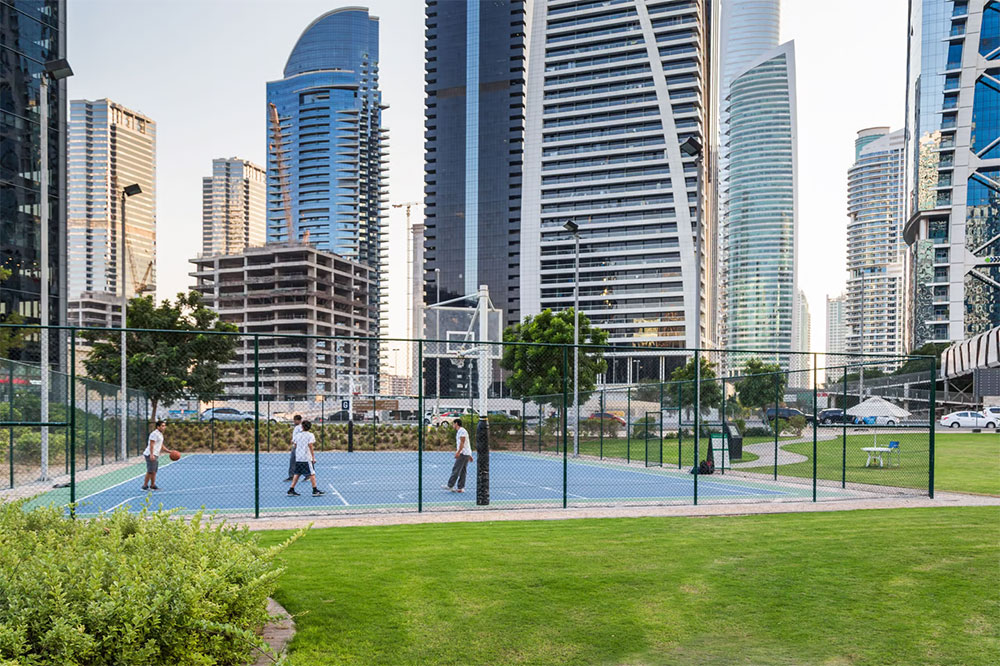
(37, 57, 73, 481)
(679, 135, 703, 460)
(119, 183, 142, 461)
(563, 220, 580, 456)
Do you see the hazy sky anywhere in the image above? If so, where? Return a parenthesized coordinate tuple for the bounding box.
(67, 0, 908, 357)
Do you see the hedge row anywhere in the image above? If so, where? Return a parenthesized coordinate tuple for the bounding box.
(0, 501, 302, 665)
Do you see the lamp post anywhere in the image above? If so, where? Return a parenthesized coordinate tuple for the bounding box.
(119, 183, 142, 461)
(37, 58, 73, 481)
(433, 267, 441, 417)
(563, 220, 580, 456)
(679, 136, 703, 454)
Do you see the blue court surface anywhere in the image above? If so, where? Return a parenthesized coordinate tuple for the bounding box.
(64, 450, 832, 516)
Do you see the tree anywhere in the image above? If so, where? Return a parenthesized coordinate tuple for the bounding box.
(633, 379, 663, 404)
(501, 308, 608, 406)
(81, 291, 239, 420)
(670, 356, 722, 414)
(735, 358, 786, 417)
(0, 267, 27, 358)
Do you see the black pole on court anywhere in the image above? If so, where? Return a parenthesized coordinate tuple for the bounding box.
(476, 416, 489, 506)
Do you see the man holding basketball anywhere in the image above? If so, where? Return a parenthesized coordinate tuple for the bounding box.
(142, 420, 177, 491)
(283, 414, 303, 482)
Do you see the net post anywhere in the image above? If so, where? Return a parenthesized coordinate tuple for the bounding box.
(626, 387, 631, 464)
(69, 328, 77, 516)
(812, 354, 818, 502)
(693, 350, 699, 506)
(562, 345, 568, 508)
(929, 357, 936, 498)
(418, 341, 423, 512)
(842, 366, 847, 488)
(253, 334, 260, 520)
(773, 373, 779, 481)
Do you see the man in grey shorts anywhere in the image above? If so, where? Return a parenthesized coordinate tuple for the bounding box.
(283, 414, 303, 482)
(142, 420, 177, 491)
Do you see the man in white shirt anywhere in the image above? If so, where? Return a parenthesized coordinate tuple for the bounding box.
(287, 420, 325, 497)
(142, 420, 177, 491)
(443, 418, 474, 493)
(283, 414, 303, 482)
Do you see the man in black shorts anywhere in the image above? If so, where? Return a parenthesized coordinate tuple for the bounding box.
(287, 420, 324, 497)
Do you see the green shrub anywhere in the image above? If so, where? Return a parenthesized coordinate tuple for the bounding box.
(0, 501, 301, 665)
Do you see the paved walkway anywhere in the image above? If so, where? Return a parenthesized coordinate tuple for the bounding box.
(729, 432, 840, 469)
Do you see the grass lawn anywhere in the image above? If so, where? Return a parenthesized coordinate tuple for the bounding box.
(260, 507, 999, 666)
(534, 434, 765, 466)
(740, 432, 999, 495)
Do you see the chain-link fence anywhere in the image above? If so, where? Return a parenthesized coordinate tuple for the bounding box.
(0, 324, 941, 517)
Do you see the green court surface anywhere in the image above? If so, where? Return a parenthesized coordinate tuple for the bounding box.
(260, 507, 1000, 666)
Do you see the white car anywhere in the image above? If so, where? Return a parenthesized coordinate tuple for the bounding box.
(939, 411, 998, 429)
(854, 415, 901, 426)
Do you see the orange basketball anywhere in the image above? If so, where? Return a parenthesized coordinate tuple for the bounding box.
(169, 451, 181, 462)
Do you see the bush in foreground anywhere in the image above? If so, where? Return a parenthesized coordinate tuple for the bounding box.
(0, 502, 301, 665)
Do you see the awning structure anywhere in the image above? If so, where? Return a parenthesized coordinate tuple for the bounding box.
(846, 396, 912, 419)
(942, 326, 1000, 380)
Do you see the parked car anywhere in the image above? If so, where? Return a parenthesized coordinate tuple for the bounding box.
(588, 411, 627, 425)
(764, 407, 813, 424)
(426, 411, 466, 427)
(200, 407, 265, 422)
(940, 411, 998, 429)
(817, 408, 856, 425)
(984, 406, 1000, 421)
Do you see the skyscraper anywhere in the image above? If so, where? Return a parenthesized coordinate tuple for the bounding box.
(266, 7, 386, 380)
(722, 40, 799, 363)
(521, 0, 718, 383)
(825, 294, 847, 356)
(846, 127, 907, 363)
(422, 0, 527, 326)
(67, 99, 156, 301)
(201, 157, 266, 257)
(904, 0, 1000, 345)
(0, 0, 67, 356)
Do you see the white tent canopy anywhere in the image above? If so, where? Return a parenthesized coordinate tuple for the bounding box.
(846, 396, 911, 419)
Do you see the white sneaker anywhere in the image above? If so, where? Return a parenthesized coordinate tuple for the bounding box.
(455, 488, 465, 493)
(441, 485, 451, 490)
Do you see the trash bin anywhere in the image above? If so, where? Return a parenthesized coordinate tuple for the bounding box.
(725, 423, 743, 460)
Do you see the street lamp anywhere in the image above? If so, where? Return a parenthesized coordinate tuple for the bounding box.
(38, 58, 73, 481)
(432, 267, 441, 417)
(679, 135, 703, 462)
(119, 183, 142, 461)
(563, 220, 580, 456)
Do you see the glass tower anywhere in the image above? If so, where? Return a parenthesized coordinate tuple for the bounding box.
(0, 0, 67, 358)
(521, 0, 718, 384)
(422, 0, 527, 326)
(722, 42, 798, 365)
(67, 99, 157, 300)
(846, 127, 907, 365)
(201, 157, 266, 257)
(266, 8, 386, 379)
(904, 0, 1000, 345)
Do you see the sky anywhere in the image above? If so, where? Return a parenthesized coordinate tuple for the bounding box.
(66, 0, 908, 362)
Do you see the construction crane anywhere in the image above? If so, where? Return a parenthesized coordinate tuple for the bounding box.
(269, 102, 295, 243)
(391, 202, 423, 368)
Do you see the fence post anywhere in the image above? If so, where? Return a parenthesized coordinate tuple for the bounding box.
(100, 393, 105, 466)
(929, 358, 936, 498)
(537, 401, 542, 452)
(266, 400, 271, 453)
(658, 382, 664, 467)
(211, 398, 215, 453)
(842, 366, 847, 489)
(626, 387, 631, 464)
(773, 374, 779, 481)
(812, 354, 818, 502)
(677, 382, 682, 469)
(253, 335, 260, 519)
(693, 352, 699, 506)
(418, 341, 423, 512)
(69, 329, 77, 515)
(599, 389, 604, 460)
(562, 345, 568, 508)
(720, 378, 726, 474)
(84, 383, 89, 470)
(320, 397, 325, 451)
(371, 392, 376, 451)
(8, 363, 13, 489)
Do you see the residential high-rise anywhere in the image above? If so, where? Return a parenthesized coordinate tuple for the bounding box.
(903, 0, 1000, 346)
(67, 99, 156, 301)
(722, 41, 799, 364)
(521, 0, 719, 384)
(266, 8, 386, 379)
(795, 289, 810, 352)
(201, 157, 266, 256)
(0, 0, 68, 360)
(825, 294, 847, 356)
(846, 127, 907, 362)
(422, 0, 527, 326)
